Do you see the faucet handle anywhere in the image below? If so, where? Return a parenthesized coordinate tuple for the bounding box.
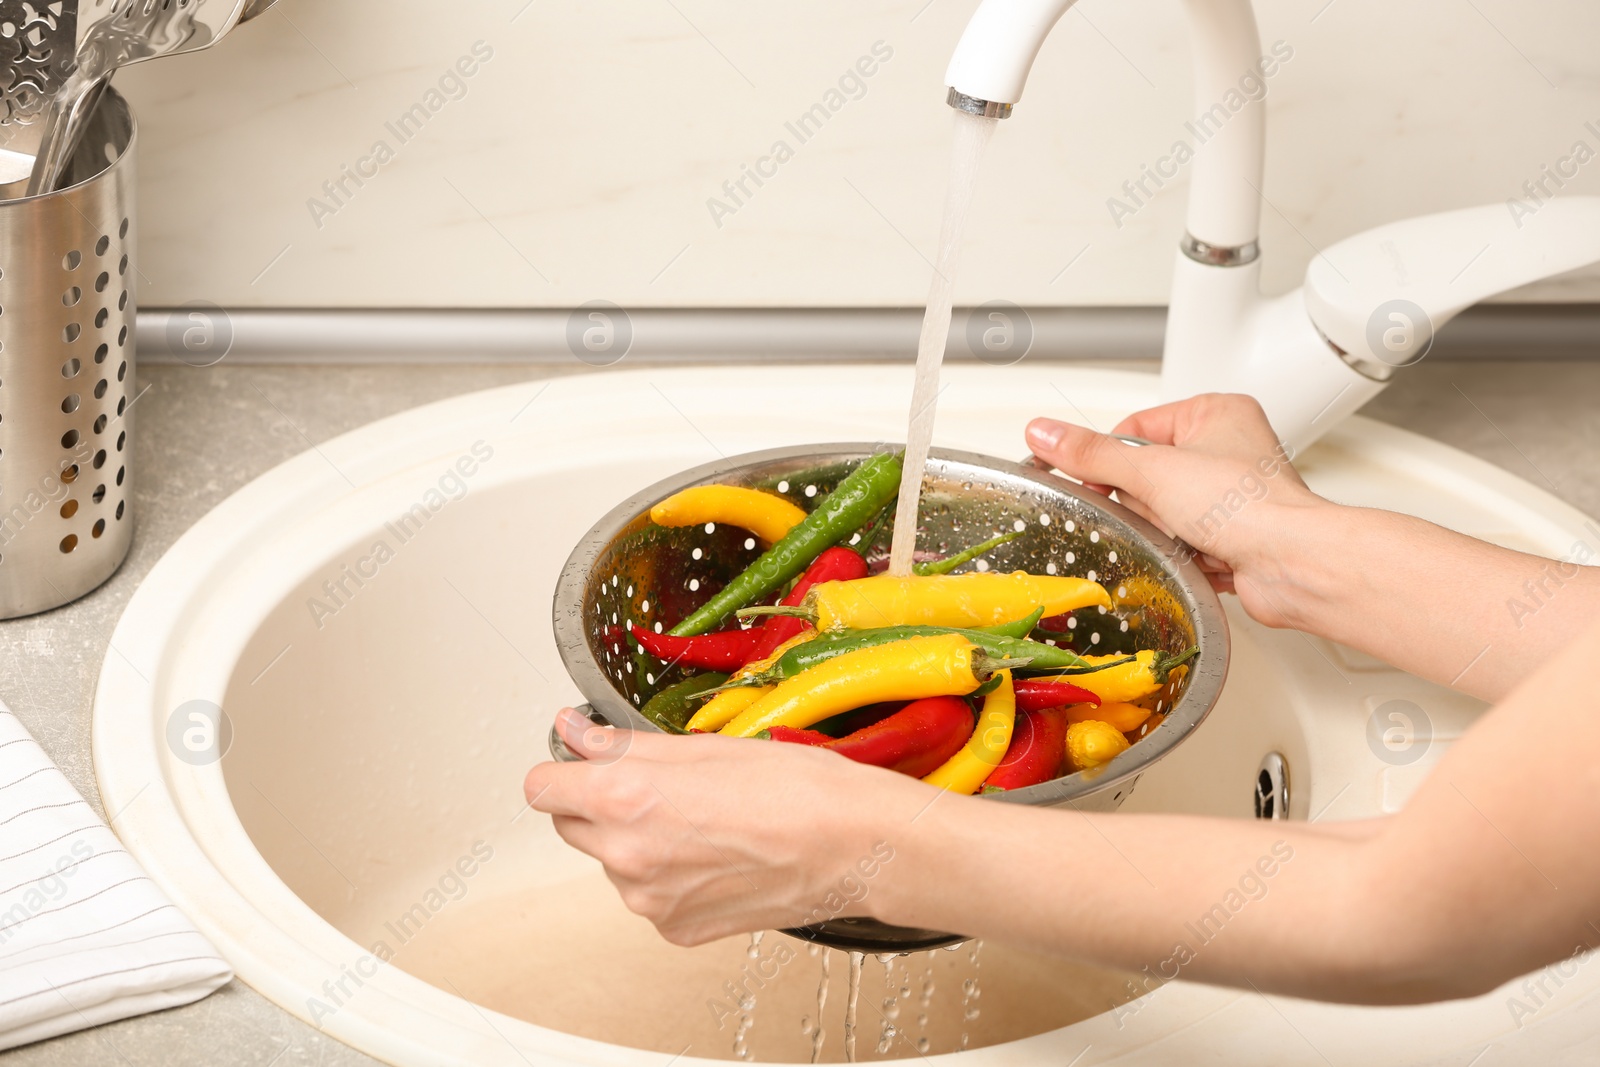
(1303, 196, 1600, 375)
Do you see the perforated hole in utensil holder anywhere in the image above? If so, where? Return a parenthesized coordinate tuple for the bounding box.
(0, 87, 137, 619)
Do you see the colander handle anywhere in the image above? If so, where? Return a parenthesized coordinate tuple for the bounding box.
(547, 704, 608, 763)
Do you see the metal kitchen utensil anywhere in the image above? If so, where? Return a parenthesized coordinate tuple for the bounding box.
(551, 444, 1229, 953)
(27, 0, 276, 196)
(0, 87, 137, 619)
(0, 1, 79, 198)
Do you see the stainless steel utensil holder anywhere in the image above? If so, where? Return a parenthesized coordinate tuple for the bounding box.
(0, 88, 137, 620)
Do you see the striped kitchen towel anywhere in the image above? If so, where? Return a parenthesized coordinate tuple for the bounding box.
(0, 704, 231, 1050)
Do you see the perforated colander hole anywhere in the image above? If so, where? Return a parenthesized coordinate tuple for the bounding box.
(93, 380, 107, 399)
(116, 431, 125, 451)
(62, 287, 81, 307)
(57, 533, 80, 554)
(61, 359, 80, 379)
(91, 485, 105, 503)
(1089, 632, 1101, 644)
(117, 362, 126, 381)
(1012, 519, 1025, 532)
(62, 323, 81, 343)
(1039, 512, 1052, 526)
(94, 344, 108, 364)
(60, 500, 77, 519)
(115, 466, 124, 486)
(118, 255, 128, 275)
(61, 395, 80, 414)
(115, 501, 124, 520)
(118, 292, 128, 311)
(1065, 520, 1076, 532)
(116, 397, 125, 415)
(1066, 617, 1077, 629)
(744, 537, 756, 550)
(92, 450, 105, 469)
(95, 236, 110, 257)
(1065, 551, 1076, 564)
(119, 218, 129, 239)
(703, 522, 716, 534)
(1090, 530, 1100, 543)
(804, 485, 818, 498)
(1045, 561, 1057, 574)
(94, 272, 108, 293)
(95, 309, 108, 328)
(1087, 569, 1098, 582)
(92, 415, 107, 434)
(63, 251, 81, 271)
(61, 465, 78, 484)
(1108, 551, 1118, 563)
(92, 519, 105, 539)
(640, 599, 650, 613)
(1120, 620, 1130, 632)
(116, 326, 126, 346)
(777, 480, 789, 492)
(61, 430, 79, 448)
(691, 548, 702, 560)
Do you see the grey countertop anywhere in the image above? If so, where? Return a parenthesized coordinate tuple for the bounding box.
(0, 358, 1596, 1065)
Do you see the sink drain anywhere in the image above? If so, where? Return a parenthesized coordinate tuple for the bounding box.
(1254, 752, 1290, 820)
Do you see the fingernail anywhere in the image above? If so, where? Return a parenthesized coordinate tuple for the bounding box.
(1027, 418, 1066, 449)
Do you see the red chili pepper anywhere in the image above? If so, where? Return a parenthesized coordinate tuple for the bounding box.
(824, 696, 975, 778)
(981, 707, 1070, 792)
(628, 622, 762, 671)
(759, 725, 833, 746)
(747, 547, 869, 660)
(1013, 678, 1101, 711)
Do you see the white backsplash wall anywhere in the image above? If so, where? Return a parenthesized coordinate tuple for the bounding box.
(118, 0, 1600, 309)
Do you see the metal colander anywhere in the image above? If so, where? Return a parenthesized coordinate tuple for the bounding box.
(0, 87, 136, 620)
(552, 444, 1229, 951)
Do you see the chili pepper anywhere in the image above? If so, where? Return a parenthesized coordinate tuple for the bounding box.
(981, 707, 1069, 792)
(670, 453, 903, 637)
(810, 702, 903, 738)
(923, 670, 1017, 794)
(733, 626, 1122, 689)
(721, 634, 998, 738)
(747, 547, 869, 662)
(1065, 700, 1149, 732)
(849, 499, 896, 559)
(911, 531, 1022, 576)
(739, 571, 1110, 632)
(1127, 711, 1166, 742)
(638, 672, 730, 734)
(684, 633, 812, 732)
(822, 696, 975, 777)
(1014, 677, 1102, 712)
(1057, 647, 1197, 704)
(1065, 719, 1129, 771)
(629, 623, 762, 672)
(759, 725, 833, 746)
(984, 606, 1044, 639)
(650, 484, 808, 544)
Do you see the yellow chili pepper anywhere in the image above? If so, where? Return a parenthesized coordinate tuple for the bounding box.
(1052, 647, 1196, 704)
(1065, 720, 1129, 771)
(923, 670, 1016, 794)
(721, 634, 991, 738)
(800, 572, 1111, 630)
(650, 485, 807, 544)
(684, 633, 813, 732)
(1064, 700, 1150, 732)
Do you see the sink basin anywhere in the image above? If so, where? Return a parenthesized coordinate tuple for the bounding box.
(94, 365, 1600, 1065)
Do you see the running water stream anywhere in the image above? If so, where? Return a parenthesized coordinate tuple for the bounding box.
(886, 110, 1000, 576)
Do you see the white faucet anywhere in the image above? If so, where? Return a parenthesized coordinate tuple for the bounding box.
(946, 0, 1600, 452)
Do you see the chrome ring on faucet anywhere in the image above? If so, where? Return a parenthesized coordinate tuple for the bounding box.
(946, 88, 1014, 119)
(1180, 232, 1260, 268)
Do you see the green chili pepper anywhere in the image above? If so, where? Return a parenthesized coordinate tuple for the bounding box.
(638, 672, 730, 733)
(847, 498, 896, 559)
(978, 606, 1043, 639)
(737, 627, 1132, 687)
(912, 531, 1022, 576)
(670, 452, 903, 636)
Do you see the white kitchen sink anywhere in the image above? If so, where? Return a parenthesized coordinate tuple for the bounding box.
(93, 365, 1599, 1065)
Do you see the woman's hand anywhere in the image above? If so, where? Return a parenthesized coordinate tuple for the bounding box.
(525, 708, 923, 945)
(1026, 393, 1326, 627)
